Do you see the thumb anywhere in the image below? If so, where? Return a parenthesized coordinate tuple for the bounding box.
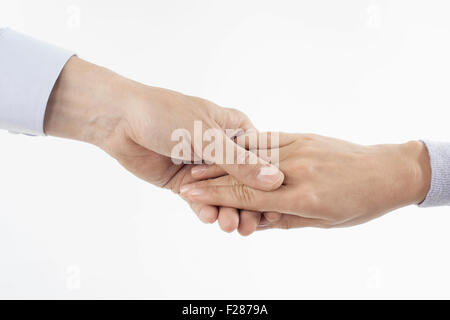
(204, 132, 284, 191)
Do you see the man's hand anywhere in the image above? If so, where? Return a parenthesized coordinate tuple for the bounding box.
(181, 133, 432, 231)
(43, 57, 283, 227)
(44, 56, 283, 189)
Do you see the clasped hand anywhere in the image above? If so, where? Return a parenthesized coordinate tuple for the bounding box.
(45, 57, 431, 236)
(177, 133, 430, 235)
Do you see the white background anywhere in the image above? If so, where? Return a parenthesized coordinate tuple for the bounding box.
(0, 0, 450, 299)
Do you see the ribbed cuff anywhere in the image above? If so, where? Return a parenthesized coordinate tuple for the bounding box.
(419, 140, 450, 207)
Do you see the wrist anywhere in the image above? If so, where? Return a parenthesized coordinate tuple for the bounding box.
(400, 140, 431, 205)
(44, 57, 130, 147)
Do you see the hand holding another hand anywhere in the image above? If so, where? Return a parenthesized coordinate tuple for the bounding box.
(44, 57, 285, 229)
(43, 57, 432, 236)
(181, 133, 431, 233)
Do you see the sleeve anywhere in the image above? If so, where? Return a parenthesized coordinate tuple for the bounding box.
(419, 140, 450, 207)
(0, 28, 74, 135)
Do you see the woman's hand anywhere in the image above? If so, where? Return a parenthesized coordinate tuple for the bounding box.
(181, 133, 432, 231)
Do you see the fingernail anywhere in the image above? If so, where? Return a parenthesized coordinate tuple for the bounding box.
(191, 165, 208, 176)
(187, 188, 204, 197)
(180, 185, 204, 197)
(180, 184, 194, 194)
(257, 165, 282, 184)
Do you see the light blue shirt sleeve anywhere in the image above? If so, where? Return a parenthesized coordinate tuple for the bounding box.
(0, 28, 74, 135)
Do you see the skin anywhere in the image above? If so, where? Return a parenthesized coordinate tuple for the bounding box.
(180, 133, 432, 232)
(43, 57, 433, 235)
(43, 56, 284, 230)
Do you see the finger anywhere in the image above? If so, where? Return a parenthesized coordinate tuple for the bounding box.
(192, 160, 297, 190)
(218, 207, 240, 233)
(180, 175, 289, 213)
(191, 154, 278, 182)
(217, 107, 258, 135)
(198, 205, 219, 224)
(263, 211, 282, 223)
(238, 210, 261, 236)
(188, 201, 219, 224)
(191, 164, 226, 180)
(258, 212, 281, 228)
(258, 215, 324, 230)
(201, 130, 284, 192)
(234, 131, 295, 150)
(191, 131, 288, 181)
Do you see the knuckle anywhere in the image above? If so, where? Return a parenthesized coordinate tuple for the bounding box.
(300, 133, 320, 142)
(206, 185, 221, 199)
(293, 161, 315, 178)
(231, 182, 254, 204)
(227, 107, 247, 119)
(297, 134, 322, 153)
(303, 191, 320, 209)
(294, 188, 320, 212)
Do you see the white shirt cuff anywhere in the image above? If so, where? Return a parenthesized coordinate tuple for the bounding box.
(0, 28, 74, 135)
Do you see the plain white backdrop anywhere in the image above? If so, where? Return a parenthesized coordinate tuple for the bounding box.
(0, 0, 450, 299)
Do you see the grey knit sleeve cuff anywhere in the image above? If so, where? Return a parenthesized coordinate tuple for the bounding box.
(419, 140, 450, 207)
